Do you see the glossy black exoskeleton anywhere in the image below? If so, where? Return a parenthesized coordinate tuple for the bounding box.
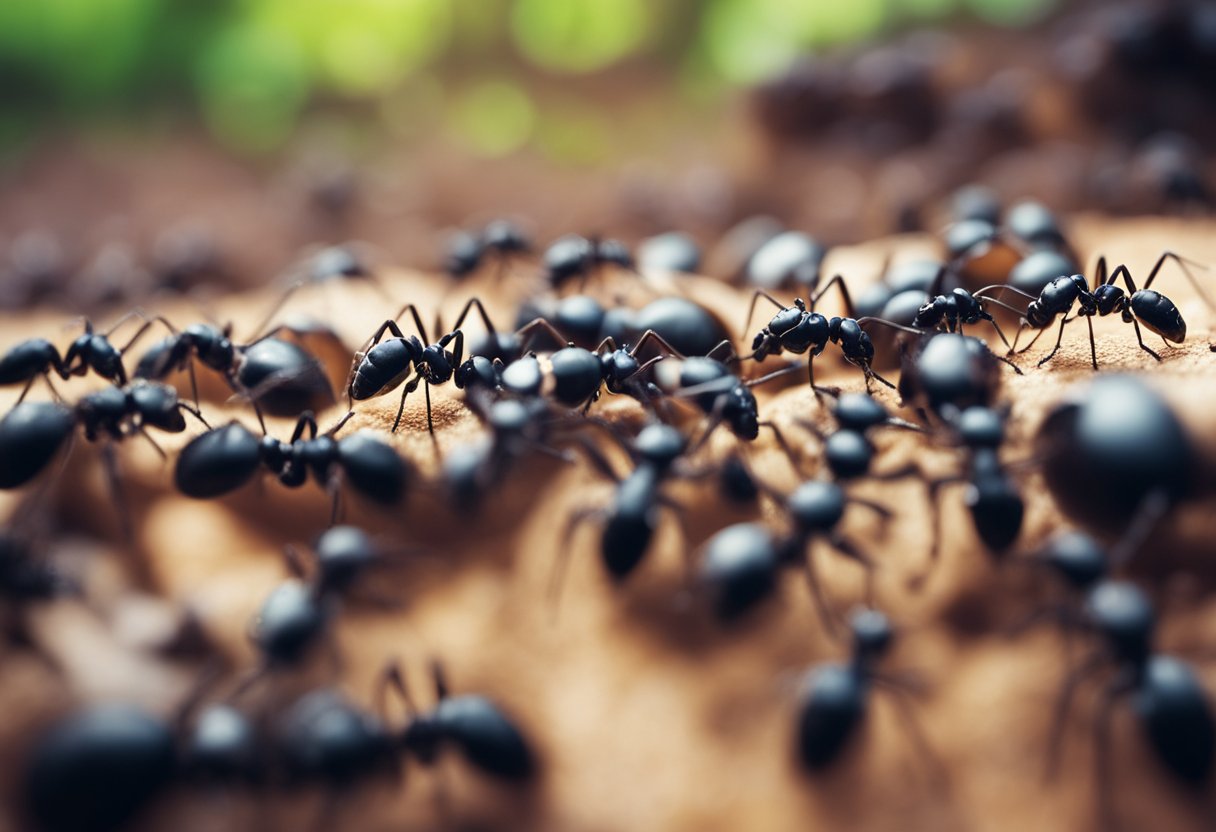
(698, 477, 889, 626)
(443, 219, 531, 281)
(348, 303, 468, 433)
(745, 231, 827, 292)
(559, 424, 694, 587)
(0, 384, 209, 492)
(1034, 374, 1199, 540)
(913, 286, 1015, 348)
(174, 411, 409, 522)
(1, 311, 163, 403)
(275, 688, 396, 787)
(542, 234, 633, 289)
(919, 405, 1024, 574)
(23, 704, 176, 832)
(656, 352, 792, 445)
(886, 331, 1020, 425)
(498, 330, 685, 414)
(989, 251, 1210, 369)
(744, 277, 896, 395)
(795, 609, 926, 771)
(382, 661, 536, 781)
(1048, 582, 1215, 826)
(179, 702, 262, 786)
(637, 232, 701, 274)
(134, 319, 335, 422)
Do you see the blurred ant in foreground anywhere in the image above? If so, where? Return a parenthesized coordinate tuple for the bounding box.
(444, 219, 532, 281)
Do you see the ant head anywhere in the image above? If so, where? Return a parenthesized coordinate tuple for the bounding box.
(849, 608, 893, 660)
(1040, 531, 1107, 591)
(482, 219, 531, 254)
(823, 429, 874, 480)
(956, 406, 1004, 448)
(634, 424, 687, 468)
(595, 238, 633, 269)
(601, 349, 640, 382)
(832, 392, 888, 432)
(1085, 581, 1155, 665)
(314, 526, 377, 594)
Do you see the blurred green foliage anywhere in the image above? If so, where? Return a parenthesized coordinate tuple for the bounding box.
(0, 0, 1053, 157)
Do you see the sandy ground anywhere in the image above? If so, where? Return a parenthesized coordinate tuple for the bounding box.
(1, 216, 1215, 831)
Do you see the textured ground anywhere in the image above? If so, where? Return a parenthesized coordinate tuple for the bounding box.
(1, 216, 1215, 831)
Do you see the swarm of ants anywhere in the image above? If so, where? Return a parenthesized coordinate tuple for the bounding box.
(2, 198, 1215, 832)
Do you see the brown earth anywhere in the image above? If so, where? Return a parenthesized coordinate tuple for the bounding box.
(0, 216, 1215, 831)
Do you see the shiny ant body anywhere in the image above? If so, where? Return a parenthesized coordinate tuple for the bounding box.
(444, 219, 531, 281)
(744, 276, 895, 395)
(0, 311, 162, 403)
(985, 251, 1210, 369)
(542, 234, 633, 289)
(0, 382, 209, 492)
(795, 609, 930, 771)
(174, 410, 410, 523)
(134, 319, 336, 424)
(697, 475, 889, 627)
(1048, 581, 1214, 827)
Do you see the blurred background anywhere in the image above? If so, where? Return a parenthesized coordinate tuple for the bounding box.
(1, 0, 1212, 310)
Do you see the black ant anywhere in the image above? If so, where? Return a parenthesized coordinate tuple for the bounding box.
(441, 393, 586, 510)
(555, 423, 695, 593)
(443, 219, 531, 281)
(133, 316, 337, 426)
(1047, 581, 1214, 828)
(0, 310, 164, 404)
(918, 405, 1024, 579)
(986, 251, 1211, 369)
(23, 703, 178, 832)
(378, 660, 537, 780)
(794, 608, 932, 771)
(542, 233, 633, 290)
(744, 230, 827, 291)
(173, 410, 410, 523)
(744, 276, 896, 396)
(348, 302, 477, 433)
(1035, 374, 1198, 538)
(698, 475, 889, 628)
(0, 383, 209, 527)
(496, 329, 687, 415)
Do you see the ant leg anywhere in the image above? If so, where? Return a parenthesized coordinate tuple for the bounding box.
(1085, 315, 1098, 370)
(245, 282, 303, 341)
(327, 474, 344, 526)
(392, 376, 421, 433)
(282, 544, 309, 580)
(515, 317, 572, 352)
(913, 477, 957, 587)
(290, 412, 320, 443)
(741, 289, 790, 339)
(176, 403, 211, 430)
(549, 507, 602, 617)
(136, 428, 167, 460)
(981, 314, 1013, 351)
(1109, 489, 1171, 567)
(389, 304, 430, 344)
(15, 376, 36, 405)
(757, 421, 804, 475)
(424, 381, 434, 434)
(225, 663, 269, 703)
(374, 660, 419, 721)
(800, 542, 840, 638)
(629, 329, 688, 360)
(1129, 317, 1162, 361)
(325, 410, 355, 438)
(810, 274, 857, 317)
(994, 351, 1024, 375)
(566, 434, 623, 482)
(745, 362, 805, 389)
(807, 356, 840, 399)
(1143, 250, 1215, 311)
(689, 398, 728, 454)
(829, 533, 876, 607)
(871, 679, 949, 786)
(1044, 653, 1105, 782)
(448, 296, 498, 336)
(705, 339, 739, 363)
(862, 364, 897, 391)
(1036, 316, 1073, 367)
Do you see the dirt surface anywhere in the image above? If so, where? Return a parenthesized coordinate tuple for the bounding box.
(1, 216, 1215, 831)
